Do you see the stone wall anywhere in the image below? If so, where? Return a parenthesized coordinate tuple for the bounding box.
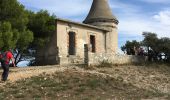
(58, 44, 146, 65)
(87, 52, 146, 65)
(82, 44, 145, 65)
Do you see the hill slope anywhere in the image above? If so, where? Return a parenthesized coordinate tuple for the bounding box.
(0, 64, 170, 99)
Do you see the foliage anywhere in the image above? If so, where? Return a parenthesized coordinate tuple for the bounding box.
(142, 32, 159, 51)
(0, 0, 33, 65)
(0, 0, 55, 65)
(122, 32, 170, 63)
(158, 37, 170, 54)
(121, 40, 140, 55)
(0, 0, 28, 31)
(17, 30, 34, 50)
(15, 30, 34, 64)
(0, 22, 19, 51)
(142, 32, 170, 62)
(27, 10, 56, 48)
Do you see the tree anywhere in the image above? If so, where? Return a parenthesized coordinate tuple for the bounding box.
(0, 0, 56, 66)
(142, 32, 159, 52)
(15, 30, 34, 64)
(27, 10, 56, 48)
(157, 37, 170, 62)
(0, 0, 28, 31)
(121, 40, 140, 55)
(141, 32, 159, 61)
(0, 0, 33, 65)
(122, 32, 170, 63)
(0, 22, 19, 51)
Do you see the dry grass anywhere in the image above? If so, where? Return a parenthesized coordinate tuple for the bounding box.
(0, 64, 169, 100)
(95, 64, 170, 94)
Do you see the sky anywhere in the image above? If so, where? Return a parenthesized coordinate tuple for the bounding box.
(18, 0, 170, 48)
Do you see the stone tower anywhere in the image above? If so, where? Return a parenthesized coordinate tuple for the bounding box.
(83, 0, 119, 53)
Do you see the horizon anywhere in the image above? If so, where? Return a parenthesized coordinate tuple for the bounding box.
(18, 0, 170, 48)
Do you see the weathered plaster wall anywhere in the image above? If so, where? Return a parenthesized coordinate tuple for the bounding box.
(57, 20, 107, 65)
(89, 21, 118, 53)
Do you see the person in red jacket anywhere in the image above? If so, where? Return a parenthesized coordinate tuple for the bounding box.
(1, 50, 16, 81)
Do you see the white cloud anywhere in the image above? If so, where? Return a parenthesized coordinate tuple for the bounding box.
(153, 10, 170, 26)
(112, 1, 170, 38)
(118, 11, 170, 38)
(18, 0, 170, 40)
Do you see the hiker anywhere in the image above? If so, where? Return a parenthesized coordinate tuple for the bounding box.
(0, 50, 16, 81)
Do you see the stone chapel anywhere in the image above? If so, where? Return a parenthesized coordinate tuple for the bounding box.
(36, 0, 119, 65)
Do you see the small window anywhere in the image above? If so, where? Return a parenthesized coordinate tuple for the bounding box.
(90, 35, 96, 53)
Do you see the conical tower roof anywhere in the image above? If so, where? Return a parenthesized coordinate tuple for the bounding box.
(83, 0, 118, 25)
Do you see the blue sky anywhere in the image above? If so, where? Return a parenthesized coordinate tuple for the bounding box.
(18, 0, 170, 48)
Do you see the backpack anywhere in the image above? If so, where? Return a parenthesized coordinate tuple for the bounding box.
(0, 52, 8, 62)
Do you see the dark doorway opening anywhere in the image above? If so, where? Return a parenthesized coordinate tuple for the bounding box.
(68, 32, 76, 55)
(90, 35, 96, 53)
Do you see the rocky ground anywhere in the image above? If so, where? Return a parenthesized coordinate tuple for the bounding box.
(0, 64, 169, 99)
(95, 64, 170, 94)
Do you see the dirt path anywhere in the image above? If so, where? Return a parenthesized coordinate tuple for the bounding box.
(0, 65, 67, 87)
(0, 66, 115, 83)
(0, 65, 112, 86)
